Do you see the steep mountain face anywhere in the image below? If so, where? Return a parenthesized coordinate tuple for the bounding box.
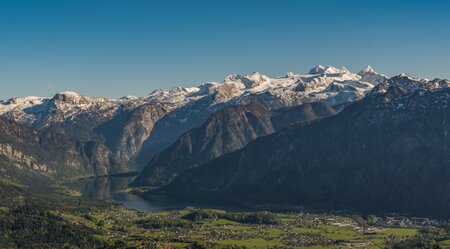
(372, 74, 450, 94)
(160, 74, 450, 216)
(94, 103, 171, 163)
(0, 66, 385, 168)
(0, 117, 122, 182)
(133, 102, 336, 187)
(133, 93, 229, 166)
(0, 92, 124, 140)
(358, 65, 388, 85)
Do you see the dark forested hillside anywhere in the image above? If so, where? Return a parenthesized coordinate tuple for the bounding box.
(0, 117, 124, 182)
(160, 77, 450, 216)
(133, 102, 336, 187)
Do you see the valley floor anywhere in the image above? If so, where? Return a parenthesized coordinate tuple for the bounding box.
(1, 180, 449, 249)
(56, 204, 449, 249)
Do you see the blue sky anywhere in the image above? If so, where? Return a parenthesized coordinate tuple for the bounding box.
(1, 0, 449, 99)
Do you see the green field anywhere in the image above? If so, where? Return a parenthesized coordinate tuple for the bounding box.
(0, 180, 448, 249)
(53, 205, 448, 249)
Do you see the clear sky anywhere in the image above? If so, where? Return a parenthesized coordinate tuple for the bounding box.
(1, 0, 449, 99)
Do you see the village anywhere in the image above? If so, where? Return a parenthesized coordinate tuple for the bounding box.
(59, 204, 448, 248)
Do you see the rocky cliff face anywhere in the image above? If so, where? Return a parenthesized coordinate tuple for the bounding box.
(0, 117, 121, 181)
(133, 102, 336, 187)
(160, 75, 450, 216)
(0, 143, 51, 173)
(134, 93, 233, 167)
(94, 103, 170, 164)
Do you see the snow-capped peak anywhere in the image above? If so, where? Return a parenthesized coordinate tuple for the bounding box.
(223, 72, 270, 90)
(323, 66, 343, 75)
(5, 65, 442, 134)
(391, 73, 429, 84)
(120, 95, 138, 100)
(399, 72, 409, 78)
(357, 65, 388, 85)
(309, 65, 326, 74)
(359, 65, 376, 75)
(286, 72, 296, 78)
(50, 91, 91, 105)
(370, 72, 436, 95)
(340, 67, 351, 74)
(245, 72, 268, 82)
(246, 71, 263, 77)
(224, 74, 239, 82)
(0, 96, 46, 113)
(169, 86, 187, 94)
(309, 65, 351, 75)
(59, 91, 80, 96)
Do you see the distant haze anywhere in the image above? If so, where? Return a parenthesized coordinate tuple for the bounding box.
(1, 0, 449, 99)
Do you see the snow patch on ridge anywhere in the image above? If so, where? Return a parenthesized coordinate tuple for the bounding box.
(0, 65, 424, 131)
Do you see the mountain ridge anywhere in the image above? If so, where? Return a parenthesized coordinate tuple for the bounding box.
(1, 65, 385, 169)
(154, 75, 450, 216)
(132, 101, 336, 187)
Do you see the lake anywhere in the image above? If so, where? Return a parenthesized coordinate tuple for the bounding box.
(66, 175, 244, 212)
(65, 175, 189, 212)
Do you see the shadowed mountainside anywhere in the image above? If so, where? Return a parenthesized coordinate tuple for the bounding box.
(159, 76, 450, 216)
(133, 102, 336, 187)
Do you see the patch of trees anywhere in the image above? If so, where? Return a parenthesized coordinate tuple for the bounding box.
(182, 210, 220, 221)
(390, 228, 447, 249)
(219, 211, 279, 225)
(182, 210, 280, 225)
(187, 241, 248, 249)
(0, 205, 105, 249)
(135, 218, 193, 229)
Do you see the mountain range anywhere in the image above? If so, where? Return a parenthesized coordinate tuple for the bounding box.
(0, 65, 384, 174)
(132, 101, 336, 187)
(4, 65, 450, 216)
(156, 74, 450, 216)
